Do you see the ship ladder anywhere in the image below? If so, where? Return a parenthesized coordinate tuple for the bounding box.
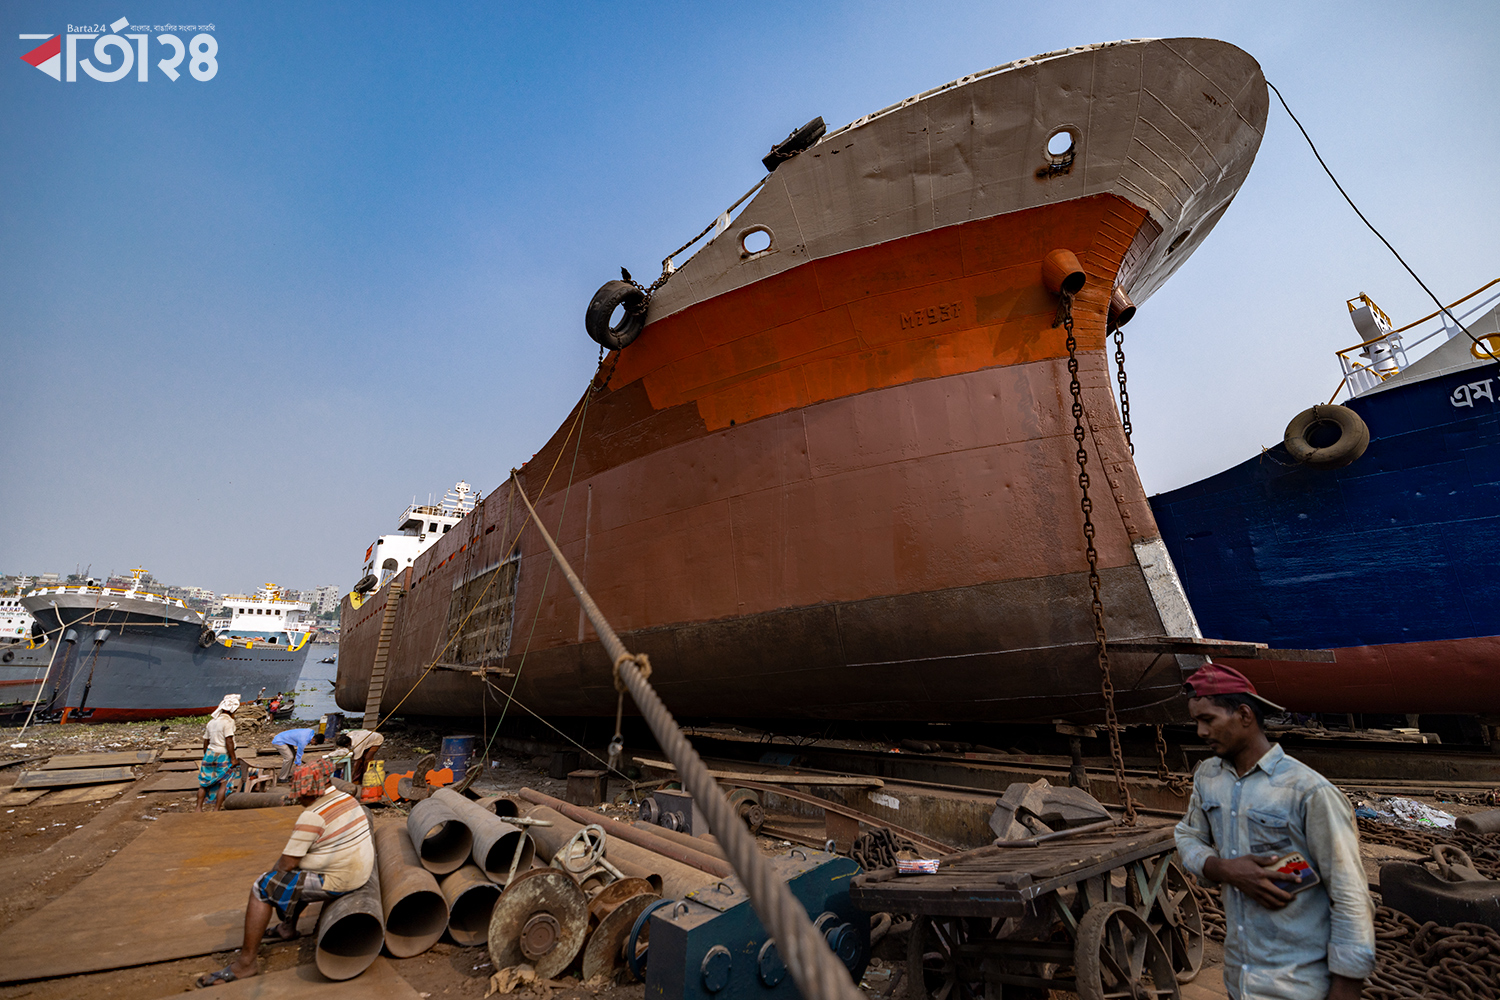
(362, 581, 404, 729)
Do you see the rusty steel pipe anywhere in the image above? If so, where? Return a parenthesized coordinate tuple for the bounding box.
(223, 791, 292, 809)
(522, 801, 714, 898)
(408, 795, 474, 875)
(440, 864, 502, 947)
(374, 823, 449, 957)
(517, 786, 731, 878)
(631, 820, 728, 862)
(430, 788, 536, 882)
(1457, 808, 1500, 834)
(314, 851, 384, 981)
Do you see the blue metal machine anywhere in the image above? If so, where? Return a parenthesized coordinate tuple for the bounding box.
(641, 848, 867, 999)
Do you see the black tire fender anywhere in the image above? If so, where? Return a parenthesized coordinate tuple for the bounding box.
(1284, 404, 1369, 469)
(585, 280, 648, 351)
(353, 574, 378, 594)
(198, 628, 217, 649)
(1, 650, 13, 664)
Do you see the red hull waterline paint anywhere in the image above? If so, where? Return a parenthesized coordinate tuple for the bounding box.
(1230, 635, 1500, 716)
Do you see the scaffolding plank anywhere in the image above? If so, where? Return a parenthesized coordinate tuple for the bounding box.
(13, 767, 138, 789)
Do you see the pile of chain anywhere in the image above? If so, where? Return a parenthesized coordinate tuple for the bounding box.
(1182, 871, 1227, 942)
(1449, 788, 1500, 807)
(851, 828, 922, 872)
(1357, 818, 1500, 879)
(1364, 907, 1500, 999)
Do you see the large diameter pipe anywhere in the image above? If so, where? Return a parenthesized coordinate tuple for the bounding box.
(440, 865, 501, 947)
(223, 791, 292, 809)
(518, 786, 731, 878)
(374, 823, 449, 957)
(632, 820, 728, 862)
(431, 787, 536, 882)
(408, 795, 474, 875)
(523, 804, 714, 899)
(1457, 808, 1500, 834)
(315, 848, 384, 981)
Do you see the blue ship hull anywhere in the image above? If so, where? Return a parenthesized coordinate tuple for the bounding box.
(1151, 363, 1500, 713)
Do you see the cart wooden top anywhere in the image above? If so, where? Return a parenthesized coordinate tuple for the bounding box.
(849, 822, 1178, 917)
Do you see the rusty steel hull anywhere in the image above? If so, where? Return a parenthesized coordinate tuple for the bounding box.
(340, 39, 1269, 724)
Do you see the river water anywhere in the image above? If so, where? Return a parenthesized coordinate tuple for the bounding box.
(293, 643, 342, 721)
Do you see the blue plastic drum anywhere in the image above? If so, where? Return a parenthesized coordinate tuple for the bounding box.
(439, 735, 476, 773)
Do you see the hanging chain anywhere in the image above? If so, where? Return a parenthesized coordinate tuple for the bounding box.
(1058, 291, 1137, 825)
(1154, 723, 1191, 796)
(1113, 324, 1134, 455)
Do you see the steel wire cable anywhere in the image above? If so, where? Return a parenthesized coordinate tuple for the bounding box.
(1267, 81, 1493, 360)
(512, 481, 863, 1000)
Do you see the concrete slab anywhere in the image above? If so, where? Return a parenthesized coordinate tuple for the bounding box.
(0, 806, 312, 982)
(166, 957, 421, 999)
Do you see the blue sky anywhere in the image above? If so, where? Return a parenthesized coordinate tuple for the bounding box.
(2, 1, 1497, 595)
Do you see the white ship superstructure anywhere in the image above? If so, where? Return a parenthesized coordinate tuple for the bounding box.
(216, 583, 314, 646)
(358, 481, 478, 592)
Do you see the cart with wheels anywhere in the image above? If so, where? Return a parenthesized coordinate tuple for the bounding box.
(849, 823, 1203, 1000)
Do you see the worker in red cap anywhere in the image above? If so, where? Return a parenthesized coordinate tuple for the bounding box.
(1174, 663, 1373, 1000)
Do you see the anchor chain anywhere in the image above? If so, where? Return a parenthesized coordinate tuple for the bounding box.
(1113, 323, 1134, 454)
(1057, 290, 1137, 825)
(1154, 724, 1192, 796)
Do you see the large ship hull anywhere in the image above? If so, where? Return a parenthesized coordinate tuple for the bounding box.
(1152, 362, 1500, 715)
(22, 594, 307, 721)
(0, 641, 51, 706)
(340, 39, 1269, 724)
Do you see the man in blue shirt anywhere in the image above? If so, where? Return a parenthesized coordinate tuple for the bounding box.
(270, 727, 325, 781)
(1175, 663, 1374, 1000)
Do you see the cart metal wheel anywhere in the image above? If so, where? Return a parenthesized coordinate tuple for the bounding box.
(1074, 902, 1179, 1000)
(1129, 860, 1204, 982)
(907, 916, 982, 1000)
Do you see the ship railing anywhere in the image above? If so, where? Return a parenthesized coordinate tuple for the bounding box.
(1332, 278, 1500, 400)
(26, 585, 188, 608)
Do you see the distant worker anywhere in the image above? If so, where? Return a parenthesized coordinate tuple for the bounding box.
(269, 726, 326, 781)
(196, 759, 374, 987)
(197, 694, 242, 813)
(338, 729, 385, 784)
(1174, 663, 1374, 1000)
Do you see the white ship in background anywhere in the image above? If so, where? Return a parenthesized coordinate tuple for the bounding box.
(210, 584, 316, 645)
(353, 482, 479, 597)
(0, 588, 50, 705)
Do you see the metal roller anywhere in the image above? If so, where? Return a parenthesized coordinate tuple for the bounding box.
(374, 823, 449, 957)
(441, 864, 503, 947)
(581, 883, 662, 983)
(523, 804, 713, 898)
(408, 794, 474, 875)
(431, 787, 536, 883)
(314, 853, 384, 981)
(223, 791, 292, 809)
(488, 867, 589, 979)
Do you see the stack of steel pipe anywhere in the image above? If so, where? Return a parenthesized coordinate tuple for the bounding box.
(440, 865, 502, 946)
(429, 787, 537, 882)
(374, 824, 449, 957)
(408, 794, 475, 875)
(519, 802, 718, 899)
(518, 787, 732, 877)
(315, 855, 384, 981)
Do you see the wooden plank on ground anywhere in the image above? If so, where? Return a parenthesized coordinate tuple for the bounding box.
(154, 957, 421, 999)
(40, 750, 158, 769)
(158, 761, 201, 771)
(36, 783, 130, 806)
(13, 767, 138, 789)
(0, 806, 309, 982)
(140, 770, 204, 792)
(0, 788, 49, 806)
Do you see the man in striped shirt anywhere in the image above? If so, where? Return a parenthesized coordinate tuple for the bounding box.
(197, 760, 374, 987)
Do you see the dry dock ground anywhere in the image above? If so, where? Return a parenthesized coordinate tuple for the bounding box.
(1, 719, 1490, 999)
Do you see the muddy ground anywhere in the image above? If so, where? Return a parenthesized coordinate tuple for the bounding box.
(0, 716, 913, 1000)
(0, 717, 1488, 999)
